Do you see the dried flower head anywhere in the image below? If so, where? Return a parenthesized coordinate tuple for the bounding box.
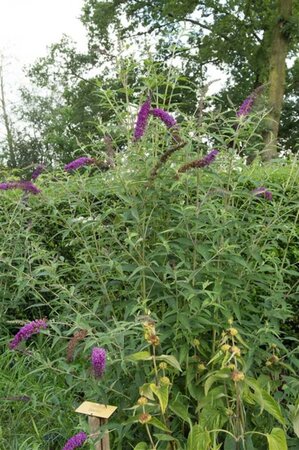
(133, 97, 151, 141)
(66, 329, 88, 362)
(62, 431, 88, 450)
(64, 157, 95, 172)
(230, 346, 241, 357)
(231, 370, 245, 382)
(139, 413, 152, 424)
(147, 334, 160, 346)
(9, 319, 47, 350)
(91, 347, 106, 378)
(268, 355, 279, 364)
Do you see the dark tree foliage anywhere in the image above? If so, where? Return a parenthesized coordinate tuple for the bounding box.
(82, 0, 299, 153)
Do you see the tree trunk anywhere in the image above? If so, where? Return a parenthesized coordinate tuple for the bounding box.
(0, 64, 17, 167)
(262, 0, 293, 161)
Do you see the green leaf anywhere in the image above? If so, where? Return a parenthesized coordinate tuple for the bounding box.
(245, 378, 285, 425)
(187, 425, 210, 450)
(169, 396, 191, 424)
(291, 409, 299, 438)
(156, 355, 181, 371)
(139, 383, 155, 401)
(154, 433, 177, 442)
(150, 383, 169, 414)
(204, 370, 230, 396)
(148, 417, 170, 432)
(126, 351, 152, 362)
(134, 443, 149, 450)
(266, 428, 287, 450)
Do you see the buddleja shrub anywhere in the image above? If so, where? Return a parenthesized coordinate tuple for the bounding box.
(1, 59, 299, 449)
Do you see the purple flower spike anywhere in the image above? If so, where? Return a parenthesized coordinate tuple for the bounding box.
(150, 108, 177, 128)
(91, 347, 106, 378)
(133, 97, 151, 141)
(237, 97, 255, 117)
(251, 187, 272, 201)
(19, 181, 41, 194)
(9, 319, 47, 350)
(64, 157, 95, 172)
(0, 181, 41, 194)
(0, 182, 13, 190)
(201, 149, 219, 166)
(177, 149, 219, 174)
(62, 432, 88, 450)
(237, 85, 264, 117)
(31, 164, 45, 180)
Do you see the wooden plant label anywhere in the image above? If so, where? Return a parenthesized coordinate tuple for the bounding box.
(75, 401, 117, 450)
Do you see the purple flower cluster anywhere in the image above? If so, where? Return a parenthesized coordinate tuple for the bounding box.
(251, 187, 272, 201)
(178, 149, 219, 174)
(91, 347, 106, 378)
(237, 85, 264, 117)
(9, 319, 47, 350)
(0, 181, 41, 194)
(31, 164, 45, 180)
(134, 97, 151, 141)
(62, 432, 88, 450)
(64, 157, 95, 172)
(237, 96, 255, 117)
(133, 97, 178, 140)
(201, 149, 219, 166)
(150, 108, 176, 128)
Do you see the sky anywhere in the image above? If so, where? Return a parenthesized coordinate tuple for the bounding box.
(0, 0, 87, 94)
(0, 0, 225, 108)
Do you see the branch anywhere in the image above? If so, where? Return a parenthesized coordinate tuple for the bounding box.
(182, 18, 213, 32)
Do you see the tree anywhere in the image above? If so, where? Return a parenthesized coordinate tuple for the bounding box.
(263, 0, 294, 159)
(81, 0, 299, 157)
(0, 60, 17, 167)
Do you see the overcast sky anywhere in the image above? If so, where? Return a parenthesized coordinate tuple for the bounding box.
(0, 0, 87, 93)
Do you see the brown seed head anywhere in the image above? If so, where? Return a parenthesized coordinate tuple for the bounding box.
(269, 355, 279, 364)
(66, 329, 88, 362)
(148, 334, 160, 346)
(231, 370, 245, 382)
(230, 346, 241, 357)
(139, 413, 152, 424)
